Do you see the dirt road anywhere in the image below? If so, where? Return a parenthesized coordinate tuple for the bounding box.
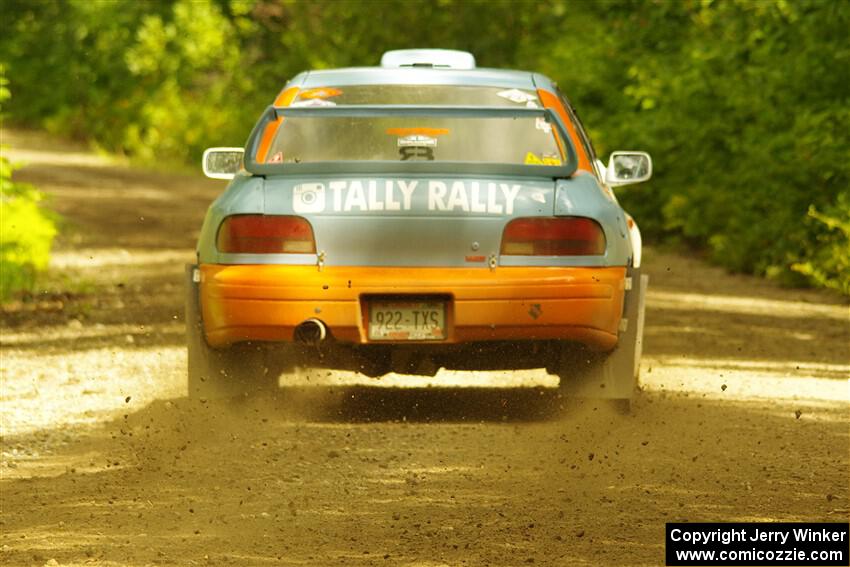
(2, 130, 848, 566)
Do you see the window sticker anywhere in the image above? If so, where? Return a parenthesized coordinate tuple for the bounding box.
(535, 116, 552, 133)
(398, 134, 438, 147)
(299, 87, 343, 100)
(524, 152, 561, 166)
(497, 88, 537, 104)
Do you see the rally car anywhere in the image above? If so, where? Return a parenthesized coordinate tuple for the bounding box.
(187, 49, 651, 409)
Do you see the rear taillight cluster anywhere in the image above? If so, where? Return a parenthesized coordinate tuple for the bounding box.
(217, 215, 603, 257)
(501, 217, 606, 256)
(217, 215, 316, 254)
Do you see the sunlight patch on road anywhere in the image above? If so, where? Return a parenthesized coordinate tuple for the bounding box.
(0, 322, 184, 347)
(40, 183, 181, 202)
(0, 346, 185, 437)
(641, 354, 850, 405)
(0, 450, 104, 480)
(293, 368, 556, 389)
(50, 248, 194, 270)
(3, 146, 117, 169)
(409, 465, 480, 475)
(648, 289, 849, 322)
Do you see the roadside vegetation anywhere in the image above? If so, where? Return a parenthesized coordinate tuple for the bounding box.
(0, 67, 57, 300)
(0, 0, 847, 294)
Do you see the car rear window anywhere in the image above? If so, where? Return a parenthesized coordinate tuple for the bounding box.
(290, 85, 542, 107)
(258, 114, 563, 165)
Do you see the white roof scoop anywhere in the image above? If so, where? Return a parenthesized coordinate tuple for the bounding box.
(380, 49, 476, 70)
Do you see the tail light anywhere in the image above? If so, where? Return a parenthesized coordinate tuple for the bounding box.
(217, 215, 316, 254)
(501, 217, 606, 256)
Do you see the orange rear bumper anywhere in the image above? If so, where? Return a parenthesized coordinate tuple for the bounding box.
(199, 264, 625, 350)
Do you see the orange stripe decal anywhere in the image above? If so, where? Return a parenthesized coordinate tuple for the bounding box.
(257, 87, 300, 163)
(385, 127, 450, 137)
(273, 86, 300, 107)
(299, 87, 342, 100)
(256, 117, 283, 164)
(537, 89, 593, 173)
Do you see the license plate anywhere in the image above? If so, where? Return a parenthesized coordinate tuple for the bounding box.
(368, 300, 446, 341)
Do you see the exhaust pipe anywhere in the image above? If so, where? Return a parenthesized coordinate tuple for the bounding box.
(294, 318, 328, 345)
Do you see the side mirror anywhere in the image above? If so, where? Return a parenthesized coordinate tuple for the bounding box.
(605, 151, 652, 186)
(202, 148, 244, 180)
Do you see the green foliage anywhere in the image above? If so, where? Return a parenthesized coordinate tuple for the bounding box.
(0, 0, 847, 293)
(526, 0, 850, 293)
(0, 65, 58, 300)
(792, 193, 850, 295)
(0, 186, 58, 299)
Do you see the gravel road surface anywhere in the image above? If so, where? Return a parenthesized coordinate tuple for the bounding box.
(2, 130, 848, 566)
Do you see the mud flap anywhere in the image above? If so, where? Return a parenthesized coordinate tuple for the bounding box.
(606, 267, 648, 398)
(186, 264, 288, 399)
(185, 263, 217, 398)
(559, 267, 648, 400)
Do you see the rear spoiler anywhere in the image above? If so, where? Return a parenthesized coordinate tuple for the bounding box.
(243, 105, 579, 178)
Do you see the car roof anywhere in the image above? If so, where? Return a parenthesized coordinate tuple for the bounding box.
(288, 67, 552, 91)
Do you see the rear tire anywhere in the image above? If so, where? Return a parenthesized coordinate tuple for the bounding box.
(185, 265, 277, 400)
(557, 268, 648, 413)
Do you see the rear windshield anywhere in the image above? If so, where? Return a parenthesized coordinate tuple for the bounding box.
(291, 85, 542, 107)
(257, 114, 563, 165)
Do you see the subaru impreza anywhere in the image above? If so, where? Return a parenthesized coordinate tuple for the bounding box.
(188, 49, 651, 410)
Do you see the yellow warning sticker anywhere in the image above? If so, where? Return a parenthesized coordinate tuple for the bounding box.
(524, 152, 561, 166)
(524, 152, 543, 165)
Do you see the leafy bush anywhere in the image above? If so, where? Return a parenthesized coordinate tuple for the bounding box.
(0, 0, 847, 294)
(792, 193, 850, 295)
(0, 66, 57, 300)
(526, 0, 850, 294)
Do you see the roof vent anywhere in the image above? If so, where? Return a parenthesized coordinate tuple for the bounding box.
(380, 49, 476, 70)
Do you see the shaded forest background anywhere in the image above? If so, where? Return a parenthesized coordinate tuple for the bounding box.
(1, 0, 848, 294)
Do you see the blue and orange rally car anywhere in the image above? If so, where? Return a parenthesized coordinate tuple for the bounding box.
(187, 49, 651, 409)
